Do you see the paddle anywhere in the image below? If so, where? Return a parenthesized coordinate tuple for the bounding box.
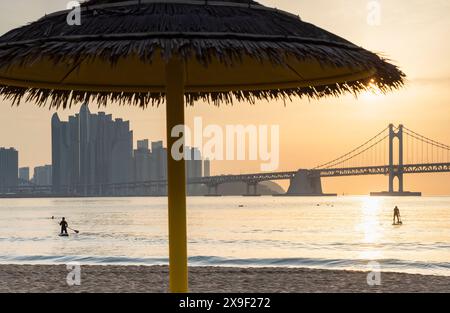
(68, 226, 80, 234)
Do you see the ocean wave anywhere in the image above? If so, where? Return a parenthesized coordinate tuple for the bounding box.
(0, 254, 448, 276)
(1, 235, 448, 251)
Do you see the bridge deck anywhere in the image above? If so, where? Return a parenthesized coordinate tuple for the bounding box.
(2, 163, 449, 194)
(311, 163, 450, 178)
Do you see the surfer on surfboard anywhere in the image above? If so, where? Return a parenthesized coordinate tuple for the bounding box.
(393, 206, 402, 225)
(59, 217, 69, 235)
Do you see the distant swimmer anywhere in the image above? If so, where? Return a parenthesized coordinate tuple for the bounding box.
(59, 217, 68, 235)
(393, 206, 402, 225)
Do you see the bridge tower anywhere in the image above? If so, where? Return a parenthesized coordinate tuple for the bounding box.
(388, 124, 404, 193)
(371, 124, 421, 196)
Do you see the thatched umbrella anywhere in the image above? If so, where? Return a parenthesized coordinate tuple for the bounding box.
(0, 0, 404, 292)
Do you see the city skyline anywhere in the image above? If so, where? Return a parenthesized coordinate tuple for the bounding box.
(52, 104, 134, 194)
(1, 104, 212, 196)
(0, 119, 211, 186)
(0, 0, 449, 194)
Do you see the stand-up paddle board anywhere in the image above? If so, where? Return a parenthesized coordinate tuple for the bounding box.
(59, 233, 69, 237)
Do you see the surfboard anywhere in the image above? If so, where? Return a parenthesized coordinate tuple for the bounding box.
(59, 233, 69, 237)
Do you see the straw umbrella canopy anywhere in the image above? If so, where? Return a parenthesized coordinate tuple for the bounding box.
(0, 0, 404, 292)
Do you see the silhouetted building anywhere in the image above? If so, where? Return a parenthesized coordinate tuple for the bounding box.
(192, 148, 202, 179)
(204, 158, 211, 177)
(52, 104, 133, 195)
(33, 165, 52, 186)
(134, 140, 151, 182)
(186, 147, 202, 179)
(150, 141, 167, 195)
(19, 167, 30, 182)
(133, 142, 211, 196)
(133, 140, 213, 195)
(185, 147, 203, 195)
(0, 147, 18, 191)
(137, 139, 149, 150)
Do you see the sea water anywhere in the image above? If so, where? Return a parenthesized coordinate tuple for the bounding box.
(0, 196, 448, 276)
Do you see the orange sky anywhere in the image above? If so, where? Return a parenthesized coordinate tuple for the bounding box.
(0, 0, 449, 195)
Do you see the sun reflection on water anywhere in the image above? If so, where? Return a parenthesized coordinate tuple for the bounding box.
(356, 197, 384, 260)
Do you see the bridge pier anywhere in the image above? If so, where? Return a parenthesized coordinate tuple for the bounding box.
(205, 184, 221, 197)
(243, 182, 261, 197)
(281, 170, 336, 196)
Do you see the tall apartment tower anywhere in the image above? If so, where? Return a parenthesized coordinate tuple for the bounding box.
(185, 147, 203, 195)
(0, 147, 18, 191)
(19, 167, 30, 182)
(33, 165, 52, 186)
(134, 139, 152, 182)
(203, 158, 211, 177)
(185, 147, 202, 179)
(52, 104, 133, 195)
(150, 141, 167, 195)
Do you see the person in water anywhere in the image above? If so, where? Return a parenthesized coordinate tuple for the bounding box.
(393, 206, 401, 224)
(60, 217, 68, 235)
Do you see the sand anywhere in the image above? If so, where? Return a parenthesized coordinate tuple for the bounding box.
(0, 265, 448, 293)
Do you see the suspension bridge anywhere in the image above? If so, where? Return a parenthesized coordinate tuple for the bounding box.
(195, 124, 450, 196)
(2, 124, 450, 197)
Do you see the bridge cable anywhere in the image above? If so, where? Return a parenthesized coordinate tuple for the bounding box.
(313, 126, 389, 169)
(316, 135, 389, 169)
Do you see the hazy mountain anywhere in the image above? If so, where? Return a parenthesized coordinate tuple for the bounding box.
(189, 181, 285, 196)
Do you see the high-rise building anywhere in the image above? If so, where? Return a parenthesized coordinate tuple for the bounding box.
(110, 117, 134, 185)
(192, 147, 202, 179)
(33, 165, 52, 186)
(133, 141, 211, 196)
(204, 158, 211, 177)
(185, 147, 192, 179)
(150, 141, 167, 195)
(52, 104, 133, 194)
(137, 139, 149, 150)
(150, 141, 167, 181)
(185, 147, 203, 195)
(19, 167, 30, 182)
(52, 113, 79, 193)
(185, 147, 202, 180)
(0, 147, 18, 191)
(134, 140, 152, 182)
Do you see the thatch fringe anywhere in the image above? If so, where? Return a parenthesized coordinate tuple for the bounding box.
(0, 0, 405, 108)
(0, 77, 393, 109)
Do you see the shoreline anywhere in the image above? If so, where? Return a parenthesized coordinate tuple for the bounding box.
(0, 265, 448, 293)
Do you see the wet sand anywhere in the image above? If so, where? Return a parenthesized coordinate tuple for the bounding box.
(0, 265, 448, 293)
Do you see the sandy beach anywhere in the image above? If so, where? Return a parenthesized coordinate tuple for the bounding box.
(0, 265, 448, 293)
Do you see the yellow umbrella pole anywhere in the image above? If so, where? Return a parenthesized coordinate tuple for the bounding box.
(165, 56, 188, 293)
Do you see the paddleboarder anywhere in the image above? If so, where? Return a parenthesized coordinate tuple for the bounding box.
(393, 206, 401, 225)
(60, 217, 68, 235)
